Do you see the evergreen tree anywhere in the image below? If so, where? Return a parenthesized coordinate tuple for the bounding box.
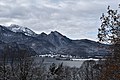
(98, 5, 120, 80)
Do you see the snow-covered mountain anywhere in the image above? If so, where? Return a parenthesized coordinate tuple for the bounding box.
(0, 25, 109, 57)
(7, 24, 37, 36)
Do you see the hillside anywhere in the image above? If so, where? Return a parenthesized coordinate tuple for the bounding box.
(0, 24, 109, 57)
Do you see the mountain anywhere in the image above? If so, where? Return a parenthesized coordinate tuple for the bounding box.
(0, 25, 109, 57)
(0, 41, 36, 58)
(47, 31, 72, 47)
(0, 25, 55, 54)
(7, 24, 37, 37)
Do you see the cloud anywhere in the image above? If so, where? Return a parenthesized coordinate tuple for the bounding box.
(0, 0, 119, 41)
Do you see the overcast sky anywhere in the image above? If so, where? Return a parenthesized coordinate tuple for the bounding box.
(0, 0, 119, 40)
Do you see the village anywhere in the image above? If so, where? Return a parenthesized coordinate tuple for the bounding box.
(35, 54, 101, 61)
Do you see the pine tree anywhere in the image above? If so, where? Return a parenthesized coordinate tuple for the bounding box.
(98, 5, 120, 80)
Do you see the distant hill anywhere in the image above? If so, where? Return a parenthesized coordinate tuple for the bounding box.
(0, 41, 36, 58)
(0, 24, 109, 58)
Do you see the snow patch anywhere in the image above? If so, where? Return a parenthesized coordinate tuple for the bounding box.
(8, 24, 37, 36)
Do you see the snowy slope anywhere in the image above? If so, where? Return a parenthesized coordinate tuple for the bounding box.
(7, 24, 37, 36)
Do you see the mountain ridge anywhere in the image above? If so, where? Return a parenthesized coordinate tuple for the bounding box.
(0, 24, 109, 57)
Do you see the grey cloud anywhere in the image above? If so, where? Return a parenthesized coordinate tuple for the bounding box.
(0, 0, 119, 40)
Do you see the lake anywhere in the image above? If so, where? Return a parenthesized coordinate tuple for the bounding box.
(34, 57, 99, 68)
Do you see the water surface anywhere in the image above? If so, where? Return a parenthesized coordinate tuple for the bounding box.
(34, 57, 95, 68)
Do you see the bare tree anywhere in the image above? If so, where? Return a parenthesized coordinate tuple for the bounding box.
(0, 45, 11, 80)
